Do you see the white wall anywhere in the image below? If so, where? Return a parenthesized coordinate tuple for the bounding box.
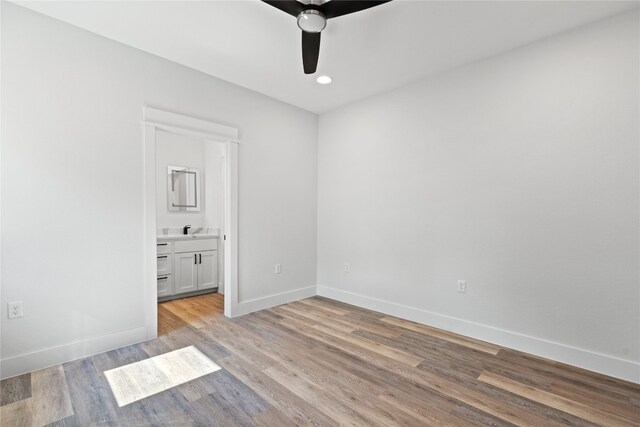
(155, 130, 206, 230)
(1, 3, 317, 377)
(317, 11, 639, 382)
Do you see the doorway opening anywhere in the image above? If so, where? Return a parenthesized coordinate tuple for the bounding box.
(156, 131, 226, 332)
(143, 107, 239, 340)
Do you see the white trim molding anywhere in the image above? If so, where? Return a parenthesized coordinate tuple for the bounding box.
(223, 141, 240, 317)
(235, 286, 316, 317)
(143, 107, 239, 142)
(317, 285, 640, 384)
(1, 326, 148, 380)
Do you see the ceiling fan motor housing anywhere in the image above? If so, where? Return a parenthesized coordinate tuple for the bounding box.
(297, 8, 326, 33)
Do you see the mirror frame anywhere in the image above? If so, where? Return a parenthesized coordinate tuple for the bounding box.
(167, 165, 201, 212)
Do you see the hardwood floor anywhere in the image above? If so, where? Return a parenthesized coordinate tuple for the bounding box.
(1, 292, 639, 426)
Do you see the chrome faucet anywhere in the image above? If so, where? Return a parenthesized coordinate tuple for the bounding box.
(183, 225, 191, 235)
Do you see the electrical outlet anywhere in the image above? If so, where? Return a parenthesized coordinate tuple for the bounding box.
(275, 264, 281, 274)
(8, 301, 23, 319)
(344, 263, 350, 273)
(457, 280, 467, 293)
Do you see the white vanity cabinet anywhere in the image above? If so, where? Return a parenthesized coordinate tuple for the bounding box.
(157, 236, 218, 300)
(157, 242, 174, 298)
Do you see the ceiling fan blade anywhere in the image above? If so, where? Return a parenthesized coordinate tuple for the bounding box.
(301, 31, 321, 74)
(261, 0, 305, 17)
(321, 0, 392, 19)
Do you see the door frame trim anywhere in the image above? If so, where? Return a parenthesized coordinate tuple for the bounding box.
(142, 106, 240, 340)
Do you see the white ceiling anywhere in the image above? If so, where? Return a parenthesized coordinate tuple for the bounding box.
(16, 1, 638, 113)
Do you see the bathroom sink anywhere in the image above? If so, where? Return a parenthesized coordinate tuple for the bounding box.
(157, 227, 220, 241)
(190, 233, 217, 239)
(157, 233, 218, 241)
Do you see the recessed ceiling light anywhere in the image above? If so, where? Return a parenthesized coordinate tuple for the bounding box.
(316, 75, 332, 85)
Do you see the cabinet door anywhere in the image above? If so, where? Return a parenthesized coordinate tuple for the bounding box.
(157, 275, 173, 298)
(174, 252, 198, 294)
(197, 250, 218, 290)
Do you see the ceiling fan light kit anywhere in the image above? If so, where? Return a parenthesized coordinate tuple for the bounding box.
(262, 0, 392, 74)
(297, 9, 326, 33)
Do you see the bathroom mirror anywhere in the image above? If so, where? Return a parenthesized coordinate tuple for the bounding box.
(167, 165, 201, 212)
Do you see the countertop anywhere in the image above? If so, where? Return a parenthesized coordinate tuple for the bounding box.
(157, 233, 219, 242)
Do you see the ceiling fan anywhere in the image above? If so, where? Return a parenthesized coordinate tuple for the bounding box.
(262, 0, 392, 74)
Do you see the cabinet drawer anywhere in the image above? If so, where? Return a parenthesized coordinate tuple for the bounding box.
(157, 254, 172, 276)
(157, 275, 174, 298)
(156, 241, 172, 255)
(174, 238, 217, 253)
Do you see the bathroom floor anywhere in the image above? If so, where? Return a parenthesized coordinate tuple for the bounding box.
(159, 292, 224, 335)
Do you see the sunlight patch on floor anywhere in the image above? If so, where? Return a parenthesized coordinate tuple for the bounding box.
(104, 346, 220, 407)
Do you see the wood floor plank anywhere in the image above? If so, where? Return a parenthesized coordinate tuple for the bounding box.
(0, 373, 31, 406)
(478, 371, 639, 427)
(161, 298, 208, 329)
(497, 347, 640, 402)
(481, 361, 640, 421)
(377, 388, 475, 427)
(30, 366, 74, 427)
(416, 361, 600, 426)
(381, 316, 501, 355)
(189, 391, 254, 427)
(264, 363, 379, 426)
(42, 414, 80, 427)
(342, 313, 403, 338)
(251, 406, 298, 427)
(0, 399, 32, 427)
(355, 328, 494, 379)
(548, 379, 640, 421)
(276, 308, 424, 367)
(231, 323, 425, 426)
(297, 297, 349, 316)
(207, 370, 271, 418)
(157, 302, 189, 336)
(311, 323, 425, 367)
(175, 374, 218, 403)
(62, 358, 119, 426)
(271, 357, 426, 427)
(234, 310, 320, 349)
(198, 318, 279, 371)
(217, 354, 338, 427)
(278, 315, 554, 426)
(311, 296, 387, 320)
(279, 304, 358, 333)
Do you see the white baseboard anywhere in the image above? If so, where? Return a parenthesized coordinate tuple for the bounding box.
(235, 286, 316, 317)
(0, 326, 148, 380)
(6, 286, 637, 384)
(317, 285, 640, 384)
